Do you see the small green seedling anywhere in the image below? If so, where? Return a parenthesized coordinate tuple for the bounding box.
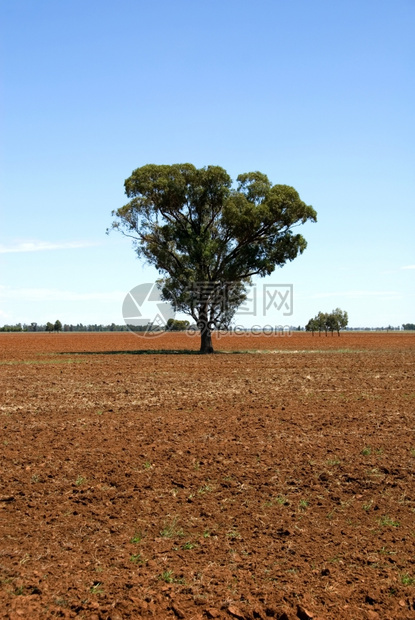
(160, 517, 184, 539)
(401, 573, 415, 586)
(379, 515, 400, 528)
(90, 582, 104, 595)
(158, 570, 174, 583)
(130, 532, 143, 544)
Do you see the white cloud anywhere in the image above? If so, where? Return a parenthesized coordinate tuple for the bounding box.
(401, 265, 415, 270)
(0, 240, 100, 254)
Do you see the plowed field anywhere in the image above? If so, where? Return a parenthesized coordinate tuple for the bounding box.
(1, 332, 414, 619)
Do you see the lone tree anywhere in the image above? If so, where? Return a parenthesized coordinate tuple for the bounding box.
(110, 164, 317, 353)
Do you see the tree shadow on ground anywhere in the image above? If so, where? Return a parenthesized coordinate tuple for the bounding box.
(59, 349, 250, 356)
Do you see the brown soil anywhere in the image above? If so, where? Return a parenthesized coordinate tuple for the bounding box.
(1, 332, 415, 619)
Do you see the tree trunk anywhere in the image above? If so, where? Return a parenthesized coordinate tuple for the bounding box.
(199, 309, 214, 354)
(200, 328, 214, 354)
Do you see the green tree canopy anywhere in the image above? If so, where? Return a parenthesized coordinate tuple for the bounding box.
(330, 308, 348, 335)
(305, 317, 319, 335)
(307, 308, 348, 336)
(110, 164, 317, 353)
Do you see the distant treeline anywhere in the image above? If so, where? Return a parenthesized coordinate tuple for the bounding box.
(0, 322, 412, 332)
(0, 320, 196, 333)
(0, 322, 130, 332)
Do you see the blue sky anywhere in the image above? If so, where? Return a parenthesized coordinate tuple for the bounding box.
(1, 0, 414, 328)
